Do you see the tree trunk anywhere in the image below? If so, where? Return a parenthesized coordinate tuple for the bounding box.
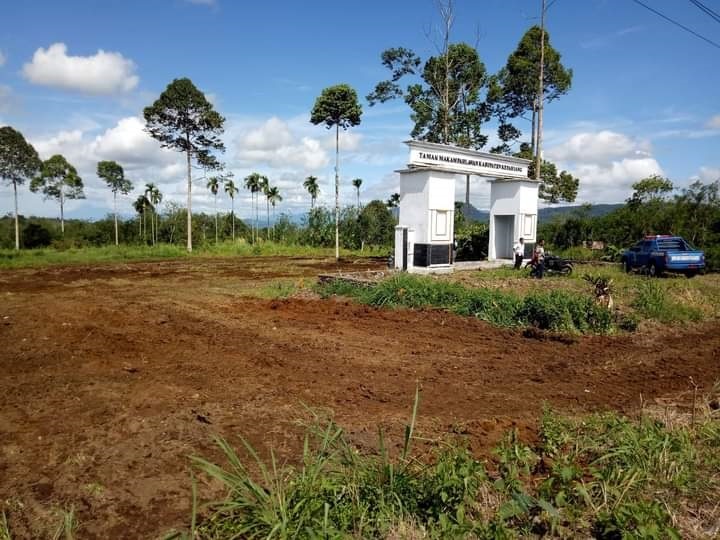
(151, 207, 155, 246)
(186, 145, 193, 252)
(266, 197, 270, 240)
(231, 198, 235, 241)
(143, 204, 146, 243)
(13, 181, 19, 250)
(465, 174, 470, 206)
(60, 190, 65, 235)
(530, 104, 537, 156)
(214, 193, 218, 244)
(114, 191, 119, 246)
(156, 213, 160, 244)
(535, 0, 546, 182)
(335, 123, 340, 260)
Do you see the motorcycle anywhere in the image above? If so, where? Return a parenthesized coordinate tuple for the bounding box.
(526, 254, 574, 277)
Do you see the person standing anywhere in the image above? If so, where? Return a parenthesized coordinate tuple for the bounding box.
(535, 239, 546, 279)
(513, 237, 525, 270)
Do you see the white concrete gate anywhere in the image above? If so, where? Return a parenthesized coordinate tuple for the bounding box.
(394, 141, 536, 273)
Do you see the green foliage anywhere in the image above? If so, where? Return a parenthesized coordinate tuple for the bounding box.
(455, 220, 489, 260)
(143, 77, 225, 157)
(491, 25, 573, 120)
(0, 125, 41, 189)
(30, 155, 85, 204)
(367, 42, 490, 149)
(358, 200, 395, 248)
(177, 399, 719, 539)
(319, 273, 613, 334)
(303, 176, 320, 209)
(632, 280, 703, 323)
(310, 84, 362, 130)
(97, 160, 132, 195)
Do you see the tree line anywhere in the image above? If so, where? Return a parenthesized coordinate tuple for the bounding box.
(539, 175, 720, 270)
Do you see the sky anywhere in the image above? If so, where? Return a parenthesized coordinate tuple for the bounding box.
(1, 0, 719, 221)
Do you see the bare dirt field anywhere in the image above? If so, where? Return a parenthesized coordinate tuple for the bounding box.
(1, 256, 719, 538)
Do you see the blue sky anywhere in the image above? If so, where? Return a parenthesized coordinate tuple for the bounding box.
(1, 0, 719, 220)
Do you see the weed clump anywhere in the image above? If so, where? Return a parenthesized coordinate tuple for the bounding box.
(319, 273, 613, 334)
(172, 395, 720, 539)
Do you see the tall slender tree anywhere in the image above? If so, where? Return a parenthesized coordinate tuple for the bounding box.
(149, 184, 162, 244)
(243, 172, 264, 243)
(97, 160, 133, 246)
(266, 185, 282, 240)
(310, 84, 362, 260)
(207, 176, 220, 244)
(367, 2, 489, 203)
(260, 176, 271, 240)
(352, 178, 363, 207)
(224, 178, 239, 241)
(145, 183, 158, 245)
(489, 25, 572, 156)
(0, 126, 41, 250)
(303, 175, 320, 209)
(143, 78, 225, 252)
(30, 155, 84, 235)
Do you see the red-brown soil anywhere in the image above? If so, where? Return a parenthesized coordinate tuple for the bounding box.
(1, 257, 719, 538)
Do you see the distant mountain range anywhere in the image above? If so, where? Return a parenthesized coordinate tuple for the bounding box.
(457, 203, 623, 223)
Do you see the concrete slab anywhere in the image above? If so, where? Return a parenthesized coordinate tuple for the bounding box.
(453, 259, 514, 271)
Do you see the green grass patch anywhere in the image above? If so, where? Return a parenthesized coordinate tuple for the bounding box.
(0, 242, 387, 269)
(169, 394, 720, 539)
(633, 279, 704, 323)
(318, 273, 613, 334)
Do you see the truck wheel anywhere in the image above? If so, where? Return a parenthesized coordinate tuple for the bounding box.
(649, 263, 661, 277)
(685, 271, 697, 279)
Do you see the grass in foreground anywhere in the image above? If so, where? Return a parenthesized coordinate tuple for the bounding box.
(0, 242, 387, 270)
(317, 273, 615, 334)
(168, 386, 720, 539)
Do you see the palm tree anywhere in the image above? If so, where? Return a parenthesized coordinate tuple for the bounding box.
(149, 185, 162, 244)
(352, 178, 363, 208)
(266, 186, 282, 240)
(132, 195, 146, 239)
(207, 176, 220, 244)
(260, 176, 271, 240)
(224, 179, 239, 241)
(303, 175, 320, 209)
(144, 183, 158, 245)
(244, 172, 264, 243)
(387, 192, 400, 208)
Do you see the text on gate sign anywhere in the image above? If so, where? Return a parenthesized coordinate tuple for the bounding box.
(416, 151, 524, 173)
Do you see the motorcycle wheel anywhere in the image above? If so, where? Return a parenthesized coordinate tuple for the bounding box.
(558, 264, 573, 276)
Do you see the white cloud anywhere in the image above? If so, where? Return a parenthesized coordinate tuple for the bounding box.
(89, 116, 176, 168)
(706, 115, 720, 129)
(572, 158, 663, 203)
(0, 51, 6, 67)
(23, 43, 139, 95)
(546, 130, 650, 163)
(235, 116, 329, 170)
(545, 130, 663, 203)
(696, 166, 720, 182)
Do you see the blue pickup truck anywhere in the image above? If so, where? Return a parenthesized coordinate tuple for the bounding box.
(621, 235, 705, 277)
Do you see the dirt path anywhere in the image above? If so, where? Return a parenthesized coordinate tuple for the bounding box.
(1, 257, 719, 538)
